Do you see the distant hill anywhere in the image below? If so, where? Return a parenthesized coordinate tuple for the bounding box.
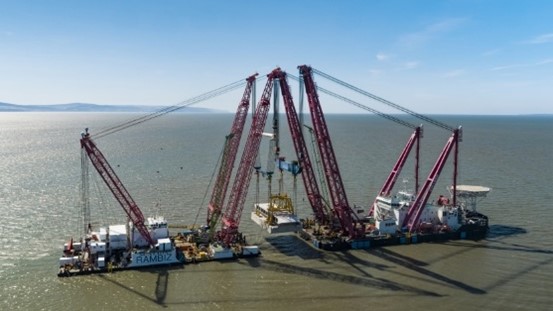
(0, 102, 223, 113)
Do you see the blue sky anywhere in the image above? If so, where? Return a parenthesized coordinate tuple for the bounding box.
(1, 0, 552, 114)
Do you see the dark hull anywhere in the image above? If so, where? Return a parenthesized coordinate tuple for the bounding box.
(300, 212, 489, 251)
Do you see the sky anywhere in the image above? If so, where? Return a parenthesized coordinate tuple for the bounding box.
(1, 0, 552, 114)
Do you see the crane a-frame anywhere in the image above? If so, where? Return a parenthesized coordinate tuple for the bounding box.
(403, 127, 462, 233)
(271, 68, 330, 225)
(220, 70, 277, 245)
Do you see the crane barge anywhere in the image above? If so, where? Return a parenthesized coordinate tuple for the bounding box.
(57, 64, 491, 272)
(247, 67, 488, 251)
(58, 76, 262, 276)
(297, 66, 490, 250)
(58, 129, 184, 277)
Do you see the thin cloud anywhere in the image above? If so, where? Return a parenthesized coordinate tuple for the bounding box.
(491, 59, 553, 71)
(523, 33, 553, 44)
(491, 64, 524, 71)
(443, 69, 465, 77)
(376, 52, 391, 61)
(399, 17, 467, 47)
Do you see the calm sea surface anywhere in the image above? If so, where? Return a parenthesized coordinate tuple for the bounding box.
(1, 113, 552, 310)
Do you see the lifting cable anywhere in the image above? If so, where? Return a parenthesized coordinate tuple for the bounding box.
(287, 74, 419, 130)
(93, 79, 248, 140)
(311, 67, 455, 132)
(191, 138, 228, 228)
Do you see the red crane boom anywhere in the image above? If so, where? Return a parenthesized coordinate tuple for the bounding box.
(80, 129, 155, 247)
(207, 73, 258, 230)
(272, 68, 330, 224)
(220, 70, 276, 244)
(370, 126, 422, 215)
(299, 65, 361, 238)
(403, 128, 462, 233)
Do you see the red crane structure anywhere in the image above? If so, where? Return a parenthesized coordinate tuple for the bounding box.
(370, 126, 422, 215)
(403, 127, 462, 233)
(206, 73, 258, 232)
(285, 73, 425, 219)
(80, 128, 155, 247)
(307, 67, 464, 234)
(271, 68, 330, 225)
(298, 65, 362, 239)
(220, 70, 277, 245)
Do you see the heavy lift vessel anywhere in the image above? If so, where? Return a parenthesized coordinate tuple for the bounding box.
(58, 129, 184, 277)
(58, 75, 262, 276)
(248, 66, 490, 250)
(58, 65, 491, 276)
(299, 66, 489, 250)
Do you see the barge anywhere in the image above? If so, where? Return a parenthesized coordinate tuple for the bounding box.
(298, 185, 490, 251)
(59, 128, 260, 277)
(58, 217, 260, 277)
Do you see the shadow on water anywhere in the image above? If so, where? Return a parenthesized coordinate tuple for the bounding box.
(155, 269, 169, 306)
(98, 258, 442, 307)
(264, 235, 324, 260)
(259, 258, 442, 297)
(486, 224, 527, 238)
(423, 224, 532, 265)
(369, 248, 486, 295)
(444, 239, 553, 255)
(97, 266, 180, 308)
(438, 224, 550, 256)
(482, 255, 553, 292)
(362, 224, 550, 295)
(242, 256, 261, 268)
(330, 251, 392, 278)
(266, 234, 484, 295)
(434, 224, 553, 292)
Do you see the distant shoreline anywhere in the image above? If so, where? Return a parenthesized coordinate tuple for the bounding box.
(0, 102, 222, 113)
(0, 102, 550, 116)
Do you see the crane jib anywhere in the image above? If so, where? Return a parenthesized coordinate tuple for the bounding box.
(80, 130, 155, 247)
